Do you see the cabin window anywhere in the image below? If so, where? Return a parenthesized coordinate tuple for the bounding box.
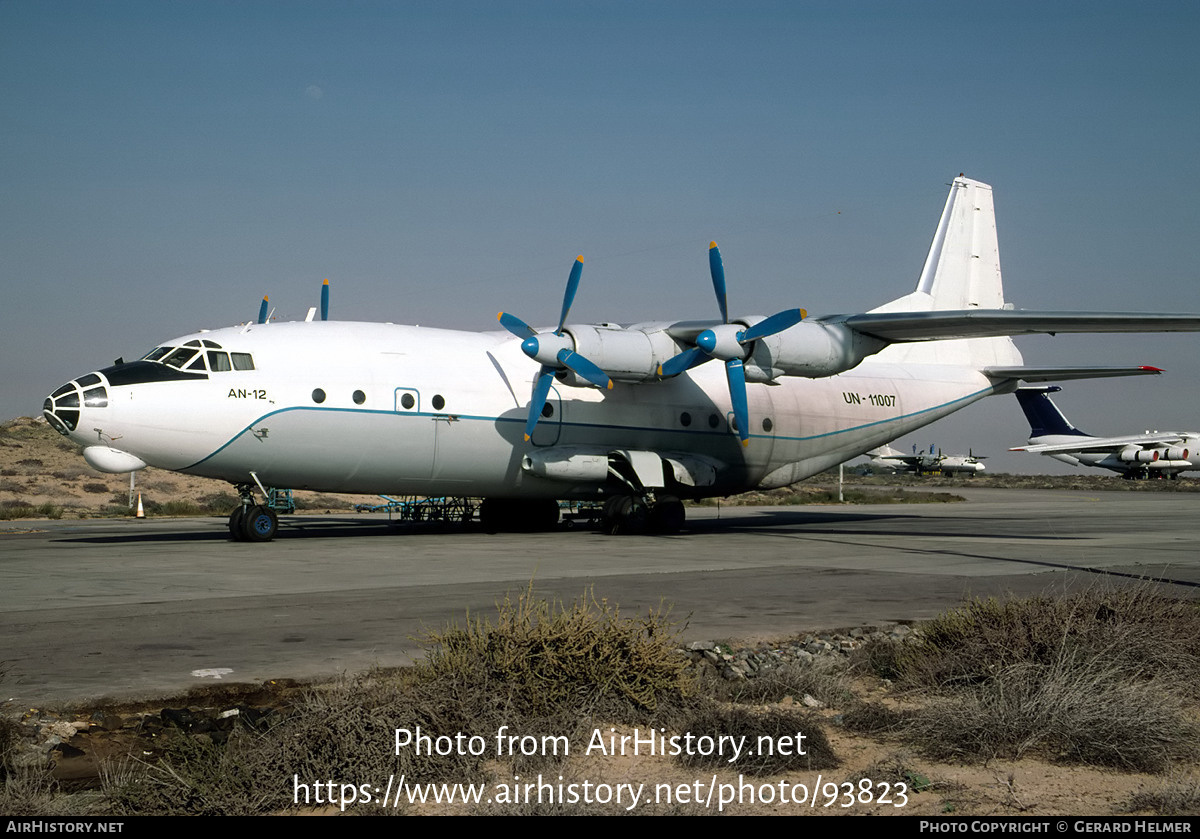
(77, 374, 101, 387)
(708, 413, 719, 429)
(762, 418, 773, 432)
(432, 394, 446, 411)
(540, 402, 553, 418)
(400, 392, 416, 410)
(353, 390, 366, 405)
(142, 347, 171, 362)
(680, 412, 692, 427)
(185, 355, 207, 371)
(231, 353, 255, 371)
(312, 388, 326, 404)
(207, 351, 232, 372)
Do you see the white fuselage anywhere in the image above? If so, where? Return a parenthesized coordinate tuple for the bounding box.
(52, 319, 1008, 499)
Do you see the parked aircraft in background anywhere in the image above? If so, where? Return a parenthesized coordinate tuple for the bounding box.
(1011, 386, 1200, 479)
(43, 176, 1200, 540)
(866, 444, 986, 475)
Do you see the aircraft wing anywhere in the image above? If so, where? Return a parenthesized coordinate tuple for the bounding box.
(1012, 433, 1186, 453)
(821, 311, 1200, 342)
(982, 366, 1163, 382)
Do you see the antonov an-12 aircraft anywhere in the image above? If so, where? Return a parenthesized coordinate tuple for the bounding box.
(43, 176, 1200, 539)
(865, 445, 986, 476)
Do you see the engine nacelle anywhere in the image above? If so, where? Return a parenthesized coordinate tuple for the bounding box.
(1119, 446, 1159, 463)
(1147, 460, 1192, 470)
(745, 321, 887, 380)
(1162, 446, 1189, 461)
(522, 447, 610, 482)
(563, 324, 679, 384)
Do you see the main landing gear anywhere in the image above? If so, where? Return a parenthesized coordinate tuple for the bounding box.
(228, 483, 279, 542)
(600, 494, 685, 535)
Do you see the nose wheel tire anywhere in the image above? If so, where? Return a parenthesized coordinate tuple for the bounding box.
(230, 505, 278, 542)
(228, 506, 247, 540)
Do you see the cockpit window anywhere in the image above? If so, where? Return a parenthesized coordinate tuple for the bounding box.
(136, 344, 252, 372)
(162, 347, 199, 368)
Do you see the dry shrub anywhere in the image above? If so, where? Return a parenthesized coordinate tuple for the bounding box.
(840, 701, 914, 736)
(100, 588, 699, 814)
(1122, 775, 1200, 815)
(675, 705, 837, 775)
(729, 658, 852, 708)
(907, 647, 1196, 773)
(895, 585, 1200, 694)
(421, 584, 694, 722)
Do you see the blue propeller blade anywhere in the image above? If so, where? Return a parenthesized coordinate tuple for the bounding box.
(557, 256, 584, 334)
(725, 358, 750, 447)
(740, 308, 806, 342)
(524, 368, 556, 441)
(709, 242, 728, 324)
(558, 349, 613, 390)
(498, 312, 537, 339)
(658, 346, 710, 378)
(320, 279, 329, 321)
(257, 296, 269, 325)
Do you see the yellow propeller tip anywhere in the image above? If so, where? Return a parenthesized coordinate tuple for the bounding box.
(709, 241, 718, 249)
(576, 255, 584, 263)
(323, 278, 329, 285)
(606, 380, 614, 390)
(742, 440, 750, 448)
(524, 434, 532, 442)
(496, 312, 503, 321)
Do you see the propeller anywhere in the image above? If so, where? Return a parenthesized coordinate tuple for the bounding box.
(658, 242, 806, 446)
(498, 256, 612, 442)
(257, 296, 269, 325)
(321, 279, 330, 321)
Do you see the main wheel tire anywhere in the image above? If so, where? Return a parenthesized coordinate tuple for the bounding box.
(608, 495, 649, 535)
(649, 498, 685, 534)
(241, 505, 278, 542)
(228, 506, 247, 541)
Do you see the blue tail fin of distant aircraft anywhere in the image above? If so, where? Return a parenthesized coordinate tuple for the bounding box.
(1014, 386, 1089, 438)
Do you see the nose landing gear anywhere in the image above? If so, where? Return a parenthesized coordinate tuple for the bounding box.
(228, 480, 279, 542)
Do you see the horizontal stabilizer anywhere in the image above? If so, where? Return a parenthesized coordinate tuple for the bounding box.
(983, 366, 1163, 383)
(825, 310, 1200, 342)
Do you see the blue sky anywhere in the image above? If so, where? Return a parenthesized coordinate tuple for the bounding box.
(3, 1, 1199, 473)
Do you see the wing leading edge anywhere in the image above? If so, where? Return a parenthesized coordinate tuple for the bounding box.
(822, 311, 1200, 342)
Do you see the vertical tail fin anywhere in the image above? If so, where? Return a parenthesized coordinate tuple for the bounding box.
(871, 175, 1021, 368)
(1014, 386, 1090, 439)
(916, 175, 1006, 310)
